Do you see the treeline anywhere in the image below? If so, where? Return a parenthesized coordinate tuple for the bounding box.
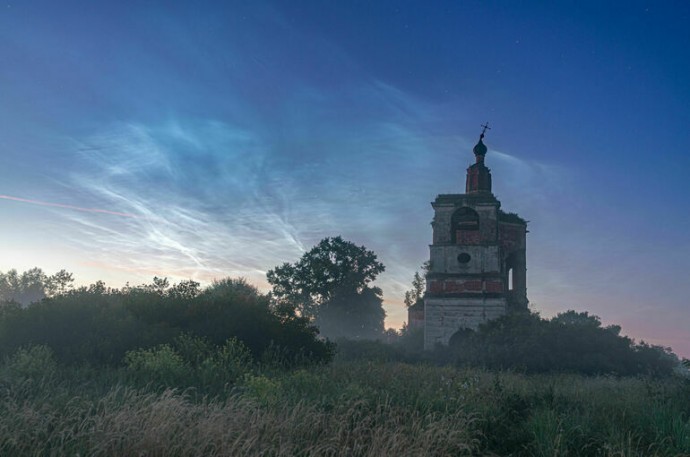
(338, 310, 681, 377)
(0, 255, 685, 379)
(448, 310, 679, 376)
(0, 276, 333, 368)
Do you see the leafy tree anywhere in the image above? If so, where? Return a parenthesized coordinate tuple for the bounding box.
(205, 277, 261, 300)
(267, 236, 385, 317)
(0, 268, 75, 305)
(316, 285, 385, 340)
(0, 268, 46, 304)
(46, 269, 75, 296)
(147, 276, 170, 295)
(167, 279, 201, 299)
(404, 272, 425, 308)
(551, 309, 601, 327)
(267, 236, 386, 339)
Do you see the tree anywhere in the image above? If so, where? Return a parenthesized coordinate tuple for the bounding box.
(0, 268, 74, 305)
(267, 236, 386, 339)
(316, 284, 386, 340)
(46, 269, 75, 296)
(404, 265, 427, 308)
(448, 310, 678, 376)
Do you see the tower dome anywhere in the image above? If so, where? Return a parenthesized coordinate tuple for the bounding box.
(473, 138, 488, 157)
(465, 123, 492, 193)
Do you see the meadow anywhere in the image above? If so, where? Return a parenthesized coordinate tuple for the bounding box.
(0, 275, 687, 456)
(1, 343, 689, 457)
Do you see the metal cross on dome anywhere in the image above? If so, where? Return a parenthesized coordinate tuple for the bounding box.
(480, 122, 491, 137)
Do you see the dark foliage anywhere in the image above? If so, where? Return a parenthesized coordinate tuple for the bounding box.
(316, 286, 385, 340)
(333, 338, 409, 363)
(498, 209, 527, 225)
(0, 277, 333, 367)
(0, 267, 74, 305)
(448, 310, 678, 376)
(267, 236, 386, 340)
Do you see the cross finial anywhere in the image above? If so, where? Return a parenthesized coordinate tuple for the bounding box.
(480, 122, 491, 139)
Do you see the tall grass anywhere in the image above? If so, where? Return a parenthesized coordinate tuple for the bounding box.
(0, 346, 688, 456)
(0, 384, 478, 456)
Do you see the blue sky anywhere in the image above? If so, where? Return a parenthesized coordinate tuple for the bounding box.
(1, 1, 689, 356)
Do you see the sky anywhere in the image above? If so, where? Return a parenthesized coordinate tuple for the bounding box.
(1, 1, 689, 356)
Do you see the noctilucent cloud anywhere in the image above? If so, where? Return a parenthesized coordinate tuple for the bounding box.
(1, 1, 689, 356)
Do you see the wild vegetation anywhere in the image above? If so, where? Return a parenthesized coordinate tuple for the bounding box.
(0, 260, 688, 456)
(267, 236, 387, 340)
(446, 310, 679, 376)
(0, 274, 333, 367)
(1, 344, 689, 456)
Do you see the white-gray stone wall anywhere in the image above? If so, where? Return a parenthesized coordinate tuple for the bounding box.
(424, 297, 506, 349)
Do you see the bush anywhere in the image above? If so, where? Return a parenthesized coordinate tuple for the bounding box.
(125, 336, 255, 389)
(243, 374, 281, 406)
(0, 290, 168, 365)
(6, 345, 57, 378)
(449, 310, 678, 376)
(199, 338, 253, 385)
(173, 332, 214, 366)
(0, 277, 333, 369)
(125, 344, 189, 385)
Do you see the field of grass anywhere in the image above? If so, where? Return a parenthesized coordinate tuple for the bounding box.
(1, 345, 689, 456)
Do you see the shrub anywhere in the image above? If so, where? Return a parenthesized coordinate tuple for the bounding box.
(125, 344, 189, 385)
(199, 338, 253, 385)
(173, 333, 214, 367)
(0, 277, 333, 369)
(243, 374, 281, 406)
(450, 310, 678, 376)
(6, 345, 57, 378)
(0, 290, 169, 365)
(125, 336, 255, 390)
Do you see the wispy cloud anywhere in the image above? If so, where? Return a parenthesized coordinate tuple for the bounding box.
(60, 121, 310, 283)
(0, 194, 140, 219)
(42, 81, 449, 301)
(52, 77, 575, 333)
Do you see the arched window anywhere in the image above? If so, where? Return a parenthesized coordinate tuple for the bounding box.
(451, 207, 479, 243)
(505, 253, 517, 292)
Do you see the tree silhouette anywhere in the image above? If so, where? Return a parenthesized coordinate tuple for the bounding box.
(267, 236, 386, 339)
(0, 268, 74, 305)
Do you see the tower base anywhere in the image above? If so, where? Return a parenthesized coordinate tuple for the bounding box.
(423, 297, 506, 350)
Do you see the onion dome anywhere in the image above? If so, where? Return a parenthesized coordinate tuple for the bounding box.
(473, 137, 488, 157)
(465, 123, 493, 194)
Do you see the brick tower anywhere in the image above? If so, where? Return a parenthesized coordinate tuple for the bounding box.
(423, 125, 527, 349)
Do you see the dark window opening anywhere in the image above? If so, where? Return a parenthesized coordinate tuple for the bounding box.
(451, 207, 479, 243)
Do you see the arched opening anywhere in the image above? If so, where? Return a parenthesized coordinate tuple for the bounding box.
(505, 253, 518, 292)
(451, 207, 479, 243)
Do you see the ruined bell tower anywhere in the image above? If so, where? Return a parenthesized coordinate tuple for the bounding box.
(423, 125, 528, 349)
